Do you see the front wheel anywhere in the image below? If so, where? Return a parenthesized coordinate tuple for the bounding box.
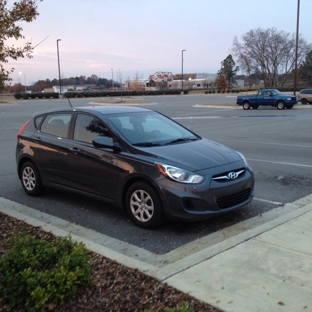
(242, 102, 251, 110)
(301, 98, 308, 105)
(277, 101, 285, 110)
(126, 182, 164, 229)
(20, 161, 46, 196)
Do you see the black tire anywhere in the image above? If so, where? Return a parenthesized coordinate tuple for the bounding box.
(20, 161, 46, 196)
(126, 181, 164, 229)
(277, 101, 285, 110)
(242, 101, 251, 110)
(286, 105, 293, 109)
(301, 98, 308, 105)
(252, 105, 259, 109)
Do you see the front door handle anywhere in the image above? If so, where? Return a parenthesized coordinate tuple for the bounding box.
(69, 147, 80, 154)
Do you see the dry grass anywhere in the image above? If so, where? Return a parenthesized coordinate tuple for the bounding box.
(0, 94, 15, 103)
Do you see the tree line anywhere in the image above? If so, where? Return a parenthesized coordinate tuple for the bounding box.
(7, 75, 120, 93)
(1, 1, 312, 92)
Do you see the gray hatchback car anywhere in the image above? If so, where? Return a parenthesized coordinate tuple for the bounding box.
(16, 105, 254, 228)
(297, 89, 312, 104)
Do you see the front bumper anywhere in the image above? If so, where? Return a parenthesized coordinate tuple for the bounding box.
(157, 165, 255, 222)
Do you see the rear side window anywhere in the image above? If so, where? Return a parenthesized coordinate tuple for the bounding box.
(300, 89, 312, 94)
(74, 113, 112, 143)
(34, 116, 44, 128)
(40, 114, 72, 138)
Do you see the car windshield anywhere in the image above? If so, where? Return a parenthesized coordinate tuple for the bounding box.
(107, 111, 200, 146)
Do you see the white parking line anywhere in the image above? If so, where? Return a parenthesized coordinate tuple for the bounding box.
(246, 158, 312, 168)
(253, 197, 283, 205)
(220, 138, 312, 149)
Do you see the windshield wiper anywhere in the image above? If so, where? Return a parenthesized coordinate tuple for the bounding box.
(165, 137, 198, 145)
(133, 142, 161, 147)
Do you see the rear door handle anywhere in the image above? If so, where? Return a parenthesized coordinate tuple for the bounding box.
(33, 135, 41, 142)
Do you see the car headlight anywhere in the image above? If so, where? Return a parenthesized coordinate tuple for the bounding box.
(286, 97, 291, 101)
(156, 163, 204, 184)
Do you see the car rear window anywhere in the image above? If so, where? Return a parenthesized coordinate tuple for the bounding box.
(40, 114, 72, 137)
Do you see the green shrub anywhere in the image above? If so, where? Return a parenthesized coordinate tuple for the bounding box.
(0, 233, 91, 311)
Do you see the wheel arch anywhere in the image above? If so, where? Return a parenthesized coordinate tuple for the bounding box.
(121, 176, 164, 212)
(274, 99, 285, 106)
(242, 100, 251, 105)
(17, 156, 35, 179)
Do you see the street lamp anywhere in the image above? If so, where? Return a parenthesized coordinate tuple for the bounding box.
(57, 39, 62, 95)
(19, 72, 26, 92)
(111, 68, 114, 90)
(293, 0, 300, 95)
(181, 49, 186, 94)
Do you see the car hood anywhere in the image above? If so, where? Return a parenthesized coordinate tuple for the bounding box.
(279, 94, 296, 99)
(135, 138, 242, 171)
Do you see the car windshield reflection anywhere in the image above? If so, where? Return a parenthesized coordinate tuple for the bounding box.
(108, 111, 200, 146)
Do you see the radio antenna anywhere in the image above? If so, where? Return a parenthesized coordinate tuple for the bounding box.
(67, 97, 73, 108)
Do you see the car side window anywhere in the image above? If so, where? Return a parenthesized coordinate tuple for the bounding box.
(264, 91, 270, 97)
(40, 114, 71, 137)
(74, 113, 112, 143)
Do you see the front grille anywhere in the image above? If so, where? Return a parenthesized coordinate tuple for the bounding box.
(212, 168, 245, 182)
(216, 188, 251, 209)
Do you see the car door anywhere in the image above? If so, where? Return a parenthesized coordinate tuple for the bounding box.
(65, 113, 120, 200)
(32, 113, 72, 186)
(263, 91, 275, 105)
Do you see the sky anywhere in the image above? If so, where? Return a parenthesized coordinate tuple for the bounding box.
(6, 0, 312, 86)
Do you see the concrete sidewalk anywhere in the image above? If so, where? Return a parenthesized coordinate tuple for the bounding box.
(1, 195, 312, 312)
(165, 203, 312, 312)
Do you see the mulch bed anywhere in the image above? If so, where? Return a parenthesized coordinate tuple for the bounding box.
(0, 212, 222, 311)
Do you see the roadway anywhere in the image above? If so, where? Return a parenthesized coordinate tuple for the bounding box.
(1, 93, 311, 256)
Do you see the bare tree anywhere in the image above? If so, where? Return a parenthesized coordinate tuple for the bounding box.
(232, 27, 312, 88)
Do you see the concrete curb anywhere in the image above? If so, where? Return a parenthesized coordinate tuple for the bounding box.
(1, 194, 312, 282)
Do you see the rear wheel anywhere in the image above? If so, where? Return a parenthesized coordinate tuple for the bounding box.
(20, 161, 46, 196)
(277, 101, 285, 110)
(242, 101, 251, 110)
(126, 181, 164, 229)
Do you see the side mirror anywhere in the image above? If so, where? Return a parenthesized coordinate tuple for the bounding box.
(92, 137, 121, 151)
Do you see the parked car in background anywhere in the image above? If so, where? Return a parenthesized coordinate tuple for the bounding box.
(236, 89, 297, 110)
(16, 106, 254, 228)
(297, 89, 312, 104)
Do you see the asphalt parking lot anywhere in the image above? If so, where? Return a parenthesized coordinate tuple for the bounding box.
(1, 94, 311, 256)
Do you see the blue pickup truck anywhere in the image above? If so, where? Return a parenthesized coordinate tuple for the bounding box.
(236, 89, 297, 110)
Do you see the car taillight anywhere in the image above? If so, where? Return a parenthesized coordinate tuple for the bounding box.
(17, 119, 30, 139)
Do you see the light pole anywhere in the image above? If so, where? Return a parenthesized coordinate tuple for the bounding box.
(19, 72, 26, 92)
(111, 68, 114, 90)
(181, 49, 186, 94)
(57, 39, 62, 95)
(293, 0, 300, 95)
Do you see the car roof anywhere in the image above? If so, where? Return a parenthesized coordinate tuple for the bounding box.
(32, 105, 153, 117)
(258, 88, 278, 91)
